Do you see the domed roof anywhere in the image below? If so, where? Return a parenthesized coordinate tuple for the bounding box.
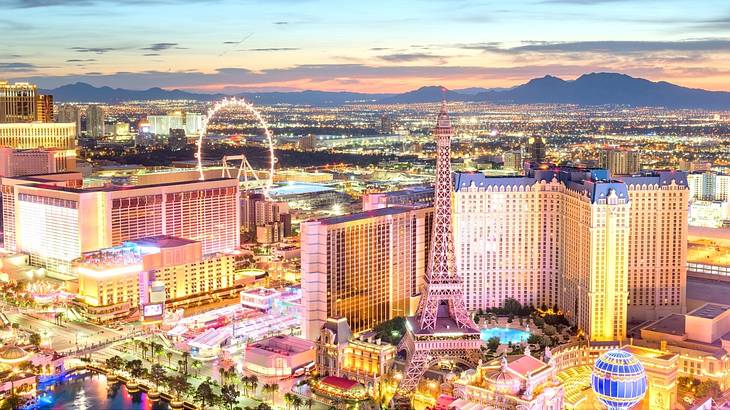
(0, 345, 30, 363)
(487, 357, 521, 395)
(591, 349, 647, 409)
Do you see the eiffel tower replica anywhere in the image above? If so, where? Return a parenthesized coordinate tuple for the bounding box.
(393, 100, 482, 401)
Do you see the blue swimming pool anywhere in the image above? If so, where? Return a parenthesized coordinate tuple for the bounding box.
(480, 327, 531, 344)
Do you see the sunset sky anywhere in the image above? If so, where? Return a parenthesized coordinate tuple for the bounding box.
(4, 0, 730, 93)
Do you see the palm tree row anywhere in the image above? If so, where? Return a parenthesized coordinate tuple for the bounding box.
(105, 355, 191, 403)
(240, 375, 259, 397)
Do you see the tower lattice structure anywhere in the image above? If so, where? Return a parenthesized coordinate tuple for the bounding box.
(395, 102, 482, 397)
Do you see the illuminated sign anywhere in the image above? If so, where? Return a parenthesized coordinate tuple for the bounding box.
(143, 303, 163, 317)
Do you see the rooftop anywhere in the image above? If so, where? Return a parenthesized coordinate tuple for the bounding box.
(269, 182, 334, 196)
(249, 335, 314, 356)
(453, 167, 687, 203)
(621, 345, 677, 361)
(406, 315, 480, 336)
(643, 314, 686, 336)
(133, 235, 197, 249)
(506, 354, 549, 376)
(688, 303, 730, 319)
(19, 177, 237, 194)
(241, 287, 280, 297)
(315, 206, 412, 225)
(320, 376, 360, 391)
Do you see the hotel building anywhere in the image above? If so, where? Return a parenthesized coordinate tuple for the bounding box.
(0, 81, 42, 123)
(362, 186, 434, 211)
(300, 206, 432, 340)
(453, 168, 688, 341)
(74, 236, 238, 322)
(36, 94, 53, 123)
(598, 148, 641, 175)
(86, 105, 105, 138)
(56, 105, 81, 137)
(2, 174, 239, 274)
(0, 148, 67, 177)
(688, 171, 730, 201)
(625, 173, 688, 321)
(241, 192, 293, 243)
(0, 123, 76, 171)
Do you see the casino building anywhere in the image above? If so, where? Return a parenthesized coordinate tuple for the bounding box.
(300, 206, 432, 339)
(0, 123, 77, 172)
(2, 173, 239, 275)
(74, 235, 238, 322)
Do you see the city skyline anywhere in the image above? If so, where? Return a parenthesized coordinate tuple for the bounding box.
(2, 2, 730, 406)
(4, 0, 730, 93)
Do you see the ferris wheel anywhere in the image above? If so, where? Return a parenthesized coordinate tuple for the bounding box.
(195, 97, 277, 196)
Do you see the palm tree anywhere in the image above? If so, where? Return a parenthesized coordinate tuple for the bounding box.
(150, 363, 167, 392)
(249, 374, 259, 398)
(141, 344, 150, 360)
(148, 341, 157, 362)
(219, 367, 227, 386)
(125, 359, 144, 381)
(191, 359, 202, 377)
(181, 351, 190, 375)
(166, 351, 173, 368)
(225, 366, 237, 386)
(152, 341, 164, 363)
(262, 383, 279, 405)
(305, 398, 314, 410)
(292, 396, 303, 410)
(105, 355, 124, 376)
(240, 375, 251, 396)
(284, 392, 295, 409)
(1, 384, 20, 410)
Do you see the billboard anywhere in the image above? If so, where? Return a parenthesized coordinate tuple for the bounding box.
(143, 303, 163, 318)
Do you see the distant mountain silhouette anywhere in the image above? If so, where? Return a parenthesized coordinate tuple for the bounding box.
(451, 87, 493, 95)
(376, 86, 467, 104)
(43, 73, 730, 109)
(475, 72, 730, 109)
(44, 82, 223, 102)
(44, 83, 391, 105)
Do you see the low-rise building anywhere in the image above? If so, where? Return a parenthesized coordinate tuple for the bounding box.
(641, 303, 730, 389)
(239, 287, 281, 311)
(244, 335, 315, 377)
(315, 317, 396, 392)
(452, 349, 564, 410)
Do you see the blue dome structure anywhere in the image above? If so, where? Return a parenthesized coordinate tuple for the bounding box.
(591, 349, 648, 409)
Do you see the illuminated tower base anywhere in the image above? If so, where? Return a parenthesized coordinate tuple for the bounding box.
(397, 306, 482, 394)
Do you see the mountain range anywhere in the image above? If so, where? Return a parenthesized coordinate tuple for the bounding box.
(42, 72, 730, 109)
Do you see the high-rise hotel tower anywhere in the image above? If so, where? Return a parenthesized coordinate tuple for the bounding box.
(300, 206, 432, 340)
(454, 168, 688, 340)
(2, 173, 240, 275)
